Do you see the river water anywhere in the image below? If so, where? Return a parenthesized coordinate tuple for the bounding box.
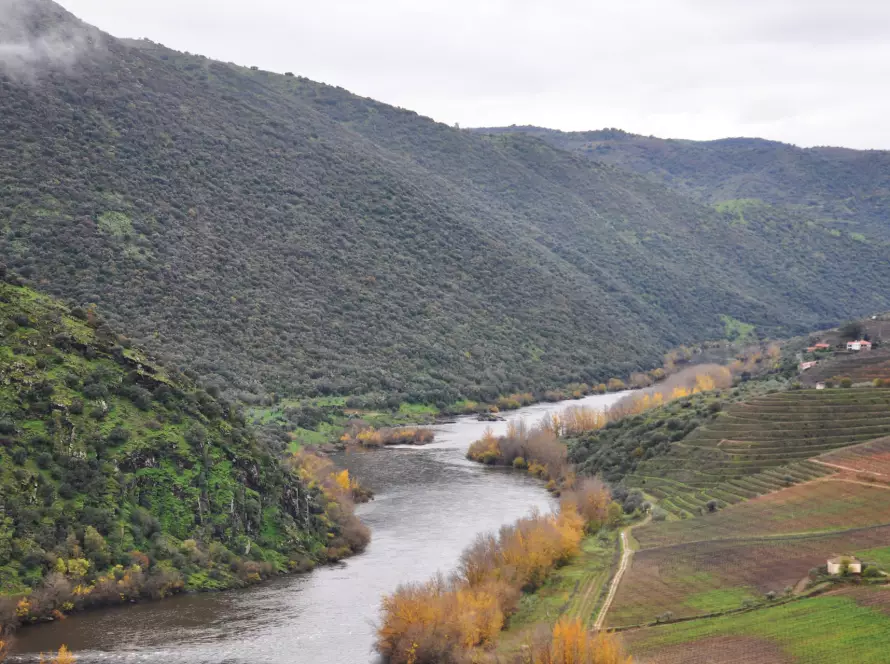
(12, 392, 626, 663)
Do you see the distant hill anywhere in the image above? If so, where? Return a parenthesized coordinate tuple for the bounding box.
(473, 126, 890, 244)
(3, 2, 890, 404)
(0, 278, 364, 621)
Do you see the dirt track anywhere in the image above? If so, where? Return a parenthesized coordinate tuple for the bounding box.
(594, 515, 650, 630)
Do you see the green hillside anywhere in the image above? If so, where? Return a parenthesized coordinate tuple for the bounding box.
(474, 126, 890, 245)
(0, 278, 365, 626)
(4, 2, 890, 404)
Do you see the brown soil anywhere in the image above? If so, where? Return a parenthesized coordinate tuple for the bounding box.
(629, 635, 791, 664)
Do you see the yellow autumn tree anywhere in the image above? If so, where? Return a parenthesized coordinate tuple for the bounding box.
(526, 618, 632, 664)
(378, 503, 593, 663)
(39, 646, 75, 664)
(334, 469, 352, 493)
(466, 427, 500, 463)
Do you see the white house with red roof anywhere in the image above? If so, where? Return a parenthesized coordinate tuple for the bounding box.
(846, 340, 872, 351)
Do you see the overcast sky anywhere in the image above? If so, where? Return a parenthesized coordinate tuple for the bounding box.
(58, 0, 890, 149)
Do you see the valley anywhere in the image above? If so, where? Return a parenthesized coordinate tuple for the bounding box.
(9, 393, 625, 663)
(2, 2, 890, 663)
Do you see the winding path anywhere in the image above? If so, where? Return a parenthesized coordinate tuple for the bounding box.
(594, 516, 650, 631)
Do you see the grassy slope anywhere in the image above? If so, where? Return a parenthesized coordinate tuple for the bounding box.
(801, 348, 890, 386)
(598, 381, 890, 629)
(624, 589, 890, 664)
(4, 3, 890, 404)
(0, 280, 348, 604)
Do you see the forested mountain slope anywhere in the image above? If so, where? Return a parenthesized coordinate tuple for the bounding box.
(0, 277, 363, 617)
(3, 2, 890, 403)
(475, 126, 890, 243)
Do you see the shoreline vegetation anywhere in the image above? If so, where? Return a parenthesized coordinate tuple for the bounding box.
(251, 340, 773, 456)
(467, 364, 737, 490)
(0, 446, 371, 637)
(338, 424, 436, 448)
(0, 643, 71, 664)
(376, 478, 633, 664)
(413, 360, 775, 662)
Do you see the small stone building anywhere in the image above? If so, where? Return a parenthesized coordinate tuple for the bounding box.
(827, 556, 862, 575)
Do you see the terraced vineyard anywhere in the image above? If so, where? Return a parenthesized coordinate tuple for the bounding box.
(801, 349, 890, 387)
(635, 479, 890, 549)
(628, 389, 890, 517)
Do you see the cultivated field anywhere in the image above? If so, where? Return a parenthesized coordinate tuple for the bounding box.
(624, 587, 890, 663)
(635, 478, 890, 549)
(606, 524, 890, 627)
(816, 436, 890, 477)
(628, 389, 890, 518)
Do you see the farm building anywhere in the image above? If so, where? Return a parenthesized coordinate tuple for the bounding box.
(811, 343, 832, 352)
(816, 382, 826, 390)
(847, 340, 873, 351)
(800, 361, 818, 371)
(827, 556, 862, 575)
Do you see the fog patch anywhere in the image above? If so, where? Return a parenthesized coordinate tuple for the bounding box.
(0, 0, 104, 80)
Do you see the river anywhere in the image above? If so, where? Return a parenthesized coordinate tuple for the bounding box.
(11, 392, 626, 663)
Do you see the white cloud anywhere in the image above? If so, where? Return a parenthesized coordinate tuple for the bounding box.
(55, 0, 890, 148)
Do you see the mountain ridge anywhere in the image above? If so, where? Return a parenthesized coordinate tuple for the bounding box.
(2, 2, 890, 405)
(472, 125, 890, 244)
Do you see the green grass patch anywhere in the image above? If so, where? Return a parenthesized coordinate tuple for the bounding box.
(720, 315, 756, 343)
(628, 593, 890, 663)
(683, 587, 759, 613)
(398, 402, 439, 417)
(97, 211, 133, 236)
(855, 545, 890, 568)
(288, 425, 336, 451)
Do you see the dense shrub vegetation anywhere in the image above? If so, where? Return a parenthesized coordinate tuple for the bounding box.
(469, 364, 740, 486)
(0, 281, 366, 630)
(476, 126, 890, 245)
(3, 2, 890, 406)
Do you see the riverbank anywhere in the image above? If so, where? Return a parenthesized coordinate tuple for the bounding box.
(10, 393, 627, 662)
(376, 477, 619, 663)
(248, 384, 637, 454)
(1, 445, 371, 643)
